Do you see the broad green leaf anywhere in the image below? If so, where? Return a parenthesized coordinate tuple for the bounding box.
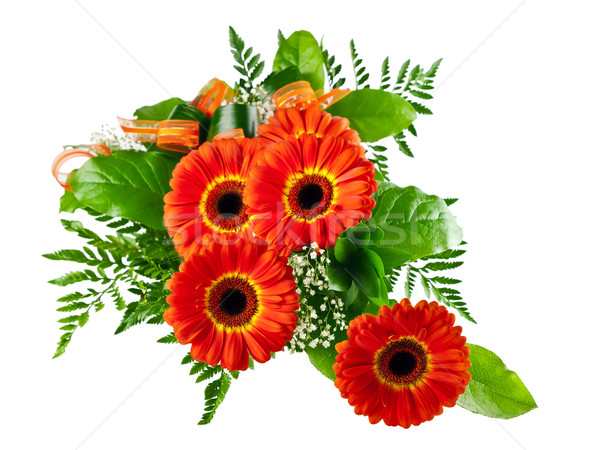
(273, 30, 324, 91)
(333, 237, 356, 264)
(370, 182, 463, 263)
(326, 258, 353, 291)
(305, 329, 347, 382)
(134, 97, 187, 121)
(369, 226, 384, 243)
(261, 67, 302, 95)
(70, 151, 177, 230)
(370, 246, 411, 268)
(362, 248, 384, 278)
(208, 104, 259, 140)
(458, 344, 537, 419)
(346, 253, 381, 299)
(345, 222, 371, 247)
(59, 190, 83, 213)
(326, 89, 416, 142)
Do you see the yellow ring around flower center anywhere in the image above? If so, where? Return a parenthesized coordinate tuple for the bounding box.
(204, 272, 263, 331)
(374, 337, 430, 389)
(199, 174, 252, 234)
(282, 169, 338, 223)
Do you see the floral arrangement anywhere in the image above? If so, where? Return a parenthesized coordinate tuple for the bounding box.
(46, 28, 536, 428)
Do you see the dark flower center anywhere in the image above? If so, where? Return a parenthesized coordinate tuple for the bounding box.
(208, 276, 258, 328)
(217, 192, 244, 218)
(297, 184, 324, 210)
(389, 351, 417, 376)
(203, 180, 250, 232)
(219, 288, 247, 316)
(288, 174, 334, 220)
(375, 337, 428, 386)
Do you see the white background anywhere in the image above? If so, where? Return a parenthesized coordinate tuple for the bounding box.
(1, 1, 599, 449)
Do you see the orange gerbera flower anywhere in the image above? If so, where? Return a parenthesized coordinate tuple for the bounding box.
(164, 138, 257, 259)
(164, 238, 299, 371)
(245, 134, 377, 252)
(333, 299, 471, 428)
(257, 104, 361, 147)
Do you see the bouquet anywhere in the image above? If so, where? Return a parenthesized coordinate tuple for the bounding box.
(46, 28, 536, 428)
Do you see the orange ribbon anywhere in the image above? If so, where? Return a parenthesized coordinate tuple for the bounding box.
(118, 79, 234, 153)
(52, 144, 111, 190)
(213, 128, 245, 141)
(117, 118, 199, 153)
(273, 81, 350, 111)
(190, 78, 234, 116)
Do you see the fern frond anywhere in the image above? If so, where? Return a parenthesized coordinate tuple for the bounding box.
(404, 266, 417, 298)
(321, 41, 346, 89)
(393, 132, 414, 158)
(350, 39, 370, 89)
(380, 56, 391, 90)
(229, 26, 265, 90)
(368, 145, 391, 181)
(198, 372, 232, 425)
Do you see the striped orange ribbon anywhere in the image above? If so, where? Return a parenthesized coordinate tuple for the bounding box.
(117, 118, 199, 153)
(118, 78, 234, 152)
(273, 81, 350, 111)
(213, 128, 245, 141)
(190, 78, 234, 116)
(52, 144, 111, 190)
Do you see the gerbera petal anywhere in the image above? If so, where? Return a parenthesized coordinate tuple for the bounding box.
(246, 134, 376, 252)
(163, 240, 298, 372)
(333, 298, 471, 428)
(164, 139, 256, 259)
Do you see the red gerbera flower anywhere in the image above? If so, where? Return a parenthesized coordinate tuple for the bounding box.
(257, 104, 361, 147)
(164, 138, 258, 260)
(164, 238, 299, 371)
(245, 134, 377, 252)
(333, 299, 471, 428)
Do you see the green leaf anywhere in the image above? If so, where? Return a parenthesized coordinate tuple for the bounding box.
(273, 30, 324, 91)
(59, 190, 83, 213)
(362, 248, 385, 278)
(326, 258, 353, 292)
(208, 104, 259, 140)
(305, 329, 348, 382)
(333, 237, 356, 264)
(458, 344, 537, 419)
(345, 222, 371, 247)
(70, 151, 177, 230)
(345, 253, 381, 299)
(370, 246, 411, 268)
(261, 67, 302, 95)
(326, 89, 416, 142)
(370, 182, 463, 263)
(134, 97, 187, 121)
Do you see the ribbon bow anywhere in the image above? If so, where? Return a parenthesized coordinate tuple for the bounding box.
(118, 78, 234, 153)
(273, 81, 350, 111)
(51, 144, 112, 190)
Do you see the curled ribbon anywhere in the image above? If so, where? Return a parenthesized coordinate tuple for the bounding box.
(118, 78, 234, 153)
(213, 128, 245, 141)
(190, 78, 234, 116)
(273, 81, 350, 111)
(52, 144, 111, 190)
(117, 118, 199, 153)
